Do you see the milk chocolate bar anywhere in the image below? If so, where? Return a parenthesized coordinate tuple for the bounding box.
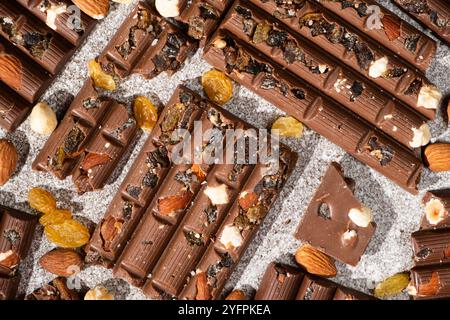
(222, 1, 429, 149)
(315, 0, 437, 71)
(393, 0, 450, 46)
(421, 190, 450, 229)
(296, 162, 376, 266)
(204, 31, 423, 194)
(410, 266, 450, 299)
(0, 206, 38, 300)
(248, 0, 440, 120)
(412, 228, 450, 267)
(254, 263, 376, 300)
(86, 86, 296, 299)
(32, 79, 139, 194)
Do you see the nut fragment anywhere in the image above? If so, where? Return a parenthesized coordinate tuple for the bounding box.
(424, 143, 450, 172)
(409, 124, 431, 148)
(44, 3, 67, 30)
(29, 102, 58, 135)
(417, 272, 440, 297)
(374, 272, 410, 298)
(39, 249, 83, 277)
(418, 85, 442, 110)
(84, 286, 114, 300)
(72, 0, 109, 20)
(226, 290, 247, 300)
(381, 15, 401, 41)
(195, 271, 210, 300)
(424, 198, 447, 225)
(155, 0, 183, 18)
(219, 225, 243, 249)
(0, 250, 20, 270)
(348, 206, 373, 228)
(341, 229, 357, 247)
(0, 139, 18, 186)
(204, 184, 229, 205)
(238, 191, 258, 210)
(368, 56, 388, 78)
(294, 244, 337, 278)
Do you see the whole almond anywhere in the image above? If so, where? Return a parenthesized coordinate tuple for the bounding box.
(424, 143, 450, 172)
(72, 0, 109, 20)
(0, 54, 22, 90)
(39, 249, 83, 277)
(0, 139, 18, 186)
(295, 244, 337, 277)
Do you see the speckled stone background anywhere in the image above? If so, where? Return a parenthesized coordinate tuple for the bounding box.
(0, 0, 449, 300)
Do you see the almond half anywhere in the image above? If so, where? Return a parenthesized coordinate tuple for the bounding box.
(424, 143, 450, 172)
(295, 244, 337, 277)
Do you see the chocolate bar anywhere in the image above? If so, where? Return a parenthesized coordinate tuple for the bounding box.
(25, 277, 80, 300)
(410, 265, 450, 299)
(15, 0, 96, 46)
(86, 86, 296, 299)
(315, 0, 437, 72)
(254, 262, 376, 300)
(421, 190, 450, 229)
(32, 79, 139, 194)
(0, 206, 38, 300)
(392, 0, 450, 46)
(0, 0, 97, 131)
(296, 162, 376, 266)
(222, 1, 430, 149)
(247, 0, 440, 120)
(412, 228, 450, 267)
(204, 31, 423, 194)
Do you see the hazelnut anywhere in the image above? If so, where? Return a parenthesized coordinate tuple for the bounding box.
(348, 205, 373, 228)
(204, 184, 229, 205)
(341, 229, 358, 247)
(213, 38, 227, 49)
(424, 198, 447, 225)
(418, 85, 442, 110)
(155, 0, 183, 18)
(368, 56, 388, 78)
(219, 225, 243, 249)
(84, 286, 114, 300)
(409, 124, 431, 148)
(29, 102, 58, 135)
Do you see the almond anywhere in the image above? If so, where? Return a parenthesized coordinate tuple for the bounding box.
(0, 53, 22, 90)
(158, 191, 193, 216)
(424, 143, 450, 172)
(72, 0, 109, 20)
(238, 191, 258, 210)
(0, 139, 18, 186)
(80, 152, 111, 171)
(195, 271, 211, 300)
(418, 272, 440, 297)
(226, 290, 247, 300)
(0, 250, 20, 270)
(191, 164, 206, 182)
(39, 249, 83, 277)
(295, 244, 337, 277)
(382, 15, 401, 41)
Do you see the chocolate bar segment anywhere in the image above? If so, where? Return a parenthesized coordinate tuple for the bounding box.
(0, 83, 31, 132)
(315, 0, 437, 72)
(296, 162, 376, 266)
(410, 266, 450, 299)
(25, 277, 80, 300)
(412, 228, 450, 267)
(204, 31, 423, 194)
(421, 190, 450, 229)
(15, 0, 96, 46)
(0, 277, 20, 300)
(333, 287, 375, 300)
(222, 1, 429, 149)
(296, 274, 337, 300)
(393, 0, 450, 46)
(247, 0, 440, 120)
(254, 263, 304, 300)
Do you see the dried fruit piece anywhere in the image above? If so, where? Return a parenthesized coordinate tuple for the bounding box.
(39, 249, 83, 277)
(80, 152, 111, 171)
(382, 15, 401, 41)
(158, 191, 193, 216)
(195, 272, 211, 300)
(84, 286, 114, 300)
(29, 102, 58, 135)
(45, 219, 90, 248)
(272, 116, 304, 138)
(39, 208, 72, 227)
(253, 21, 272, 44)
(295, 244, 337, 277)
(374, 272, 410, 298)
(201, 70, 233, 105)
(28, 187, 57, 215)
(0, 139, 18, 186)
(133, 96, 158, 131)
(88, 60, 116, 91)
(424, 143, 450, 172)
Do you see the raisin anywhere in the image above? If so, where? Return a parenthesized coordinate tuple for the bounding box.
(404, 79, 422, 95)
(188, 16, 205, 40)
(161, 103, 184, 133)
(253, 21, 272, 44)
(133, 96, 158, 131)
(291, 88, 306, 100)
(354, 42, 374, 70)
(201, 70, 233, 105)
(267, 30, 288, 47)
(272, 116, 304, 137)
(45, 219, 90, 248)
(350, 81, 364, 101)
(185, 231, 204, 246)
(341, 31, 358, 51)
(39, 209, 72, 227)
(416, 247, 432, 259)
(28, 187, 57, 215)
(204, 205, 217, 224)
(235, 6, 252, 19)
(64, 126, 85, 155)
(23, 32, 51, 58)
(88, 60, 116, 91)
(142, 171, 158, 188)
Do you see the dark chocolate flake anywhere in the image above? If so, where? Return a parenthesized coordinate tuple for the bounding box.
(354, 42, 374, 70)
(126, 185, 141, 199)
(291, 88, 306, 100)
(64, 126, 85, 155)
(383, 66, 407, 79)
(235, 6, 252, 19)
(142, 171, 158, 188)
(416, 247, 432, 259)
(185, 231, 204, 246)
(266, 30, 288, 47)
(204, 205, 217, 224)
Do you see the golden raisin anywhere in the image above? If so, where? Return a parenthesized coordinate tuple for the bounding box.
(28, 187, 57, 215)
(133, 96, 158, 131)
(374, 272, 410, 298)
(45, 219, 90, 248)
(271, 116, 304, 138)
(39, 208, 73, 227)
(201, 70, 233, 105)
(88, 60, 116, 91)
